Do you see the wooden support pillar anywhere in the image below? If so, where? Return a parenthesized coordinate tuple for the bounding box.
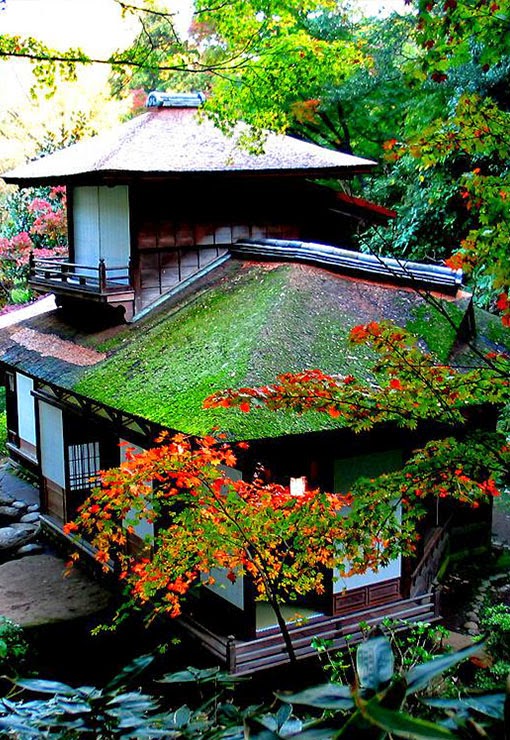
(99, 258, 106, 292)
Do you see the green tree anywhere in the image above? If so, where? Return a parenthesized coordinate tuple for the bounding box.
(366, 0, 510, 319)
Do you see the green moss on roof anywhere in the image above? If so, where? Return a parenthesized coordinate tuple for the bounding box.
(54, 260, 475, 441)
(407, 300, 466, 362)
(74, 263, 393, 438)
(452, 305, 510, 367)
(473, 307, 510, 350)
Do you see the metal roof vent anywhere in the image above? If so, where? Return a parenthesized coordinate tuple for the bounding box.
(146, 91, 205, 108)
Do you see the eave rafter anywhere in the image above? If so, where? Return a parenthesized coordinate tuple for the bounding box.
(33, 381, 160, 440)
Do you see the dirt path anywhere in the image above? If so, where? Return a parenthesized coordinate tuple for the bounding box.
(0, 554, 111, 627)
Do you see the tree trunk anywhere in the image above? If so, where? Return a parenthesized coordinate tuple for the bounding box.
(265, 591, 297, 664)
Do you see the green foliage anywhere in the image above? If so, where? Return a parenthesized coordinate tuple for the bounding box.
(280, 636, 501, 738)
(0, 185, 67, 307)
(2, 639, 508, 739)
(0, 654, 173, 738)
(375, 1, 510, 315)
(314, 619, 450, 689)
(0, 387, 6, 458)
(472, 604, 510, 692)
(0, 616, 30, 677)
(9, 286, 33, 305)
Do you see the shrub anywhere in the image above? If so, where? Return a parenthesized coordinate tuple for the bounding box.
(0, 616, 30, 677)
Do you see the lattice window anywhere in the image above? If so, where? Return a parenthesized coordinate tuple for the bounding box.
(68, 442, 101, 491)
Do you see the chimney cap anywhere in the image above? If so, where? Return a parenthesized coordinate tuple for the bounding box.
(146, 91, 205, 109)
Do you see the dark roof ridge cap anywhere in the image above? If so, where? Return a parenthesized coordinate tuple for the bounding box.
(231, 238, 463, 294)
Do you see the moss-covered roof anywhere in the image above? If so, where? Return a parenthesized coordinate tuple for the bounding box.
(0, 258, 488, 440)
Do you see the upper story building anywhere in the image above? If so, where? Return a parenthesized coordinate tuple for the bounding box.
(3, 92, 391, 322)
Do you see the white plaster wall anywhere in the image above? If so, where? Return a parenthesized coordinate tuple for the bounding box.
(39, 402, 65, 487)
(73, 186, 100, 267)
(201, 465, 244, 610)
(333, 556, 401, 593)
(73, 186, 130, 272)
(120, 439, 154, 540)
(333, 449, 403, 594)
(98, 186, 131, 268)
(16, 373, 36, 446)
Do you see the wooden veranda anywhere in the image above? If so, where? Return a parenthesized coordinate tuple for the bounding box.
(180, 591, 439, 675)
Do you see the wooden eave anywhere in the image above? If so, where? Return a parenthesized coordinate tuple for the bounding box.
(29, 379, 166, 443)
(334, 192, 397, 224)
(4, 163, 376, 189)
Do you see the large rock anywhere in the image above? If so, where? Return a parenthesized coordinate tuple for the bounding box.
(20, 513, 40, 524)
(0, 505, 22, 521)
(11, 501, 27, 511)
(0, 526, 34, 551)
(10, 523, 37, 533)
(16, 543, 44, 557)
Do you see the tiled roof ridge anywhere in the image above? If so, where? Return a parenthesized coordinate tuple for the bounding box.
(231, 239, 463, 295)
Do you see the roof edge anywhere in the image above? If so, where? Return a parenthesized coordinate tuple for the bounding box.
(231, 239, 464, 295)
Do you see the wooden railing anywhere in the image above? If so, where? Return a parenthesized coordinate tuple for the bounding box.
(409, 523, 450, 598)
(180, 591, 439, 675)
(29, 253, 133, 295)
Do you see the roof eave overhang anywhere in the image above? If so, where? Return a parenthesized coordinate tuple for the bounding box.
(3, 163, 376, 188)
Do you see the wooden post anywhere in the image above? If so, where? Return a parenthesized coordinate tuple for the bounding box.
(128, 257, 134, 288)
(99, 258, 106, 292)
(226, 635, 237, 674)
(29, 251, 34, 278)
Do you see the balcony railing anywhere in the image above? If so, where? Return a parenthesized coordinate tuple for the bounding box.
(29, 254, 133, 296)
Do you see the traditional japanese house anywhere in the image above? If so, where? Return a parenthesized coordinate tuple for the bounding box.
(0, 93, 495, 674)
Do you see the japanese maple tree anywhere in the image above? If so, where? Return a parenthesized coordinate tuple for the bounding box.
(69, 321, 508, 661)
(0, 186, 67, 305)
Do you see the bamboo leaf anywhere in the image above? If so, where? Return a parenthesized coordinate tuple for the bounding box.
(362, 700, 456, 739)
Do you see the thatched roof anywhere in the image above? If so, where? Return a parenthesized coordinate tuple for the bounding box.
(0, 256, 477, 440)
(3, 109, 375, 185)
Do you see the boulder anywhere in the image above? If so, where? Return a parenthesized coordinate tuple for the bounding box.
(0, 506, 22, 521)
(464, 621, 479, 634)
(10, 523, 37, 533)
(0, 554, 111, 627)
(16, 543, 44, 557)
(0, 526, 34, 551)
(20, 513, 39, 524)
(11, 501, 27, 511)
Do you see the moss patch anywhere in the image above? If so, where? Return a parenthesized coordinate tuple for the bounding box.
(76, 266, 289, 437)
(407, 300, 466, 361)
(473, 307, 510, 351)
